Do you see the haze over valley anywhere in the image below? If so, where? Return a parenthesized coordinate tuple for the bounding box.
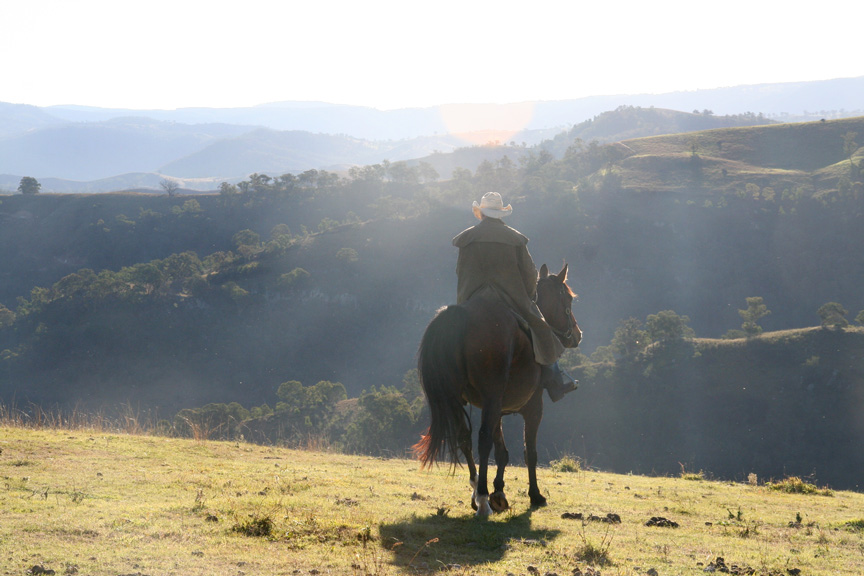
(2, 80, 864, 488)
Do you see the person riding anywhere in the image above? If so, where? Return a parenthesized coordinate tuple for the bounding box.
(452, 191, 577, 402)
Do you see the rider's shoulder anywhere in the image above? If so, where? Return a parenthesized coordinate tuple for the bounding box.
(452, 219, 528, 248)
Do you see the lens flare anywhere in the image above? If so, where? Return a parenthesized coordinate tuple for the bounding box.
(438, 102, 535, 145)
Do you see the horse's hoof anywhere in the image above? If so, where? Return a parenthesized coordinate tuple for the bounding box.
(471, 497, 478, 511)
(474, 495, 493, 518)
(529, 493, 548, 508)
(490, 491, 510, 513)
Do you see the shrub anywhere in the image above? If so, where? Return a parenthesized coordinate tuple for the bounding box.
(231, 514, 273, 537)
(767, 476, 833, 496)
(550, 454, 582, 473)
(843, 519, 864, 531)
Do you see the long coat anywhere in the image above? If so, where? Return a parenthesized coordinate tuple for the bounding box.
(452, 217, 564, 365)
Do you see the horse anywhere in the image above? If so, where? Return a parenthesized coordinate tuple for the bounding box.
(413, 263, 581, 517)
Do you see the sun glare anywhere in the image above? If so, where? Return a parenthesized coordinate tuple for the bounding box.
(438, 102, 535, 145)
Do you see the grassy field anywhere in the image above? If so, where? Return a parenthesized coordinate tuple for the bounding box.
(2, 426, 863, 576)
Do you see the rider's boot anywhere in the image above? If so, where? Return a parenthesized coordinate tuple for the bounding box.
(541, 362, 577, 402)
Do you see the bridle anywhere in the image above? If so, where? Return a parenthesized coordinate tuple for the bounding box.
(551, 313, 578, 346)
(539, 280, 580, 347)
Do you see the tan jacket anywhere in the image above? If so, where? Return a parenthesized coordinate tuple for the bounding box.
(452, 217, 564, 365)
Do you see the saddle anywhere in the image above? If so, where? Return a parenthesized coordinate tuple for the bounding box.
(469, 285, 533, 336)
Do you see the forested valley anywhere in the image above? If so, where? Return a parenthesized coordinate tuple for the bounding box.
(2, 110, 864, 488)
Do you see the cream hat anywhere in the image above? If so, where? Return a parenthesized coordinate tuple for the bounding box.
(472, 192, 513, 220)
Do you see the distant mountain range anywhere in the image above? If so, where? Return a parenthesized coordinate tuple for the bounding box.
(1, 76, 861, 192)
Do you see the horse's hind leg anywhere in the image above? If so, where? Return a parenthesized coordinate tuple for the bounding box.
(474, 399, 502, 518)
(489, 418, 510, 512)
(457, 418, 479, 511)
(523, 394, 547, 507)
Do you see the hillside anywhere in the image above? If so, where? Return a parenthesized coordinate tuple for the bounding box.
(554, 327, 864, 490)
(611, 116, 864, 194)
(3, 426, 864, 576)
(540, 106, 777, 156)
(1, 116, 863, 491)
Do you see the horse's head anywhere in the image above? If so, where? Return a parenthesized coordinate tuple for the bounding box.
(536, 263, 582, 348)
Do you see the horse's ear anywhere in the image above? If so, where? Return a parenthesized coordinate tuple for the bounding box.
(557, 262, 569, 282)
(539, 264, 549, 278)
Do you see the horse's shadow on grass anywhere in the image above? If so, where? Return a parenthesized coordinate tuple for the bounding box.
(378, 507, 559, 570)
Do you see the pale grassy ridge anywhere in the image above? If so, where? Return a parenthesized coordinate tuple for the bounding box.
(2, 427, 864, 576)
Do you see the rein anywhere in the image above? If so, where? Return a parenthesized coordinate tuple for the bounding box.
(551, 321, 575, 343)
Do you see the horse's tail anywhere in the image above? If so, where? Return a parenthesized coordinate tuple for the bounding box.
(413, 305, 470, 468)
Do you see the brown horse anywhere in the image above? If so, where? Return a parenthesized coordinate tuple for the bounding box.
(414, 263, 581, 517)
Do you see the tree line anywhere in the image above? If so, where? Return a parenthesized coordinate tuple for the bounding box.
(171, 373, 424, 456)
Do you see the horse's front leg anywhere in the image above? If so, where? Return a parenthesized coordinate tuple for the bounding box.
(522, 391, 547, 507)
(489, 418, 510, 512)
(474, 399, 502, 518)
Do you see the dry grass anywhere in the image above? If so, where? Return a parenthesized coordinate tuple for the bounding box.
(2, 425, 864, 575)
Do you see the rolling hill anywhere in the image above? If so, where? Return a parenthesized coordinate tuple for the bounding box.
(1, 76, 863, 191)
(1, 115, 863, 490)
(597, 116, 864, 195)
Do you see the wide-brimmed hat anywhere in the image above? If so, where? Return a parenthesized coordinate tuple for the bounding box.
(472, 192, 513, 219)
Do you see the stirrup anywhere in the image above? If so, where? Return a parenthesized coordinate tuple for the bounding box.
(544, 363, 577, 402)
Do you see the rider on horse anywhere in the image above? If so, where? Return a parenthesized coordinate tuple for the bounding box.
(452, 192, 578, 402)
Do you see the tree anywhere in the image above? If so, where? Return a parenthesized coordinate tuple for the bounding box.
(174, 402, 250, 440)
(0, 304, 15, 329)
(842, 131, 858, 169)
(218, 182, 240, 206)
(18, 176, 40, 195)
(160, 251, 203, 292)
(120, 262, 164, 296)
(277, 268, 310, 290)
(275, 380, 346, 437)
(232, 229, 260, 251)
(335, 247, 359, 264)
(818, 302, 848, 329)
(418, 161, 439, 183)
(856, 310, 864, 326)
(645, 310, 694, 344)
(159, 179, 179, 197)
(610, 317, 646, 358)
(739, 297, 771, 337)
(344, 386, 419, 455)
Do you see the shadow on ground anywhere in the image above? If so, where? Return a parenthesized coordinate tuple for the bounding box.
(378, 507, 560, 571)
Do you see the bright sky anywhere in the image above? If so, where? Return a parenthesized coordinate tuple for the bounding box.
(2, 0, 862, 111)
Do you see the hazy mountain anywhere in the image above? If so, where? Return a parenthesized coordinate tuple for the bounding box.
(39, 76, 864, 139)
(45, 101, 448, 141)
(160, 127, 564, 180)
(1, 76, 861, 191)
(0, 118, 251, 181)
(158, 128, 454, 179)
(0, 102, 68, 137)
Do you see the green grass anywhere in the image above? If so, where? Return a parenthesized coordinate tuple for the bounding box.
(2, 426, 864, 575)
